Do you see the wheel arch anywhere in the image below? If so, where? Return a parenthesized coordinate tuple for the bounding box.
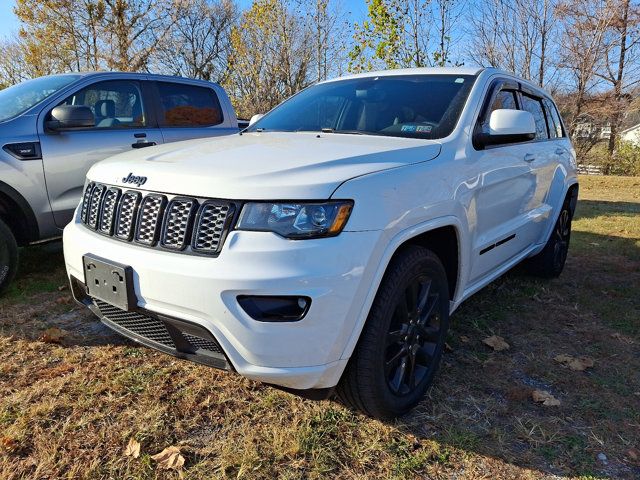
(0, 181, 40, 245)
(340, 216, 466, 362)
(537, 180, 579, 252)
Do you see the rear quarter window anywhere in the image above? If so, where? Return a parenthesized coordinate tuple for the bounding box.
(157, 82, 223, 127)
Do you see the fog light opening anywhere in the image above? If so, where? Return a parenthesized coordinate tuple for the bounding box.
(237, 295, 311, 322)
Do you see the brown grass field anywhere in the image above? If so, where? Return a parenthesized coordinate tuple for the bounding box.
(0, 175, 639, 479)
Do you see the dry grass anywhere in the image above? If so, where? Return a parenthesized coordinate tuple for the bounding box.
(1, 175, 639, 479)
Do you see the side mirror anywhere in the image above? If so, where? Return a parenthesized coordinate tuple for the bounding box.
(249, 113, 264, 127)
(477, 109, 536, 147)
(46, 105, 95, 131)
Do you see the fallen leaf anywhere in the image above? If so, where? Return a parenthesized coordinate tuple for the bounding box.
(460, 335, 470, 343)
(40, 327, 67, 344)
(55, 295, 73, 305)
(554, 354, 594, 371)
(483, 335, 510, 351)
(445, 342, 454, 352)
(625, 448, 640, 465)
(0, 436, 17, 452)
(57, 285, 68, 291)
(532, 389, 561, 406)
(151, 446, 185, 471)
(124, 438, 141, 458)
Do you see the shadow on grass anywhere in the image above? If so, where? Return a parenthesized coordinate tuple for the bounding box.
(574, 199, 640, 220)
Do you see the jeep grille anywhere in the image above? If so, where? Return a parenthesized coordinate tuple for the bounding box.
(80, 182, 235, 256)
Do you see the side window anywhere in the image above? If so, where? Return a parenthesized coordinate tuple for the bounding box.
(520, 94, 549, 140)
(156, 82, 223, 127)
(544, 99, 565, 138)
(490, 90, 518, 112)
(61, 80, 146, 128)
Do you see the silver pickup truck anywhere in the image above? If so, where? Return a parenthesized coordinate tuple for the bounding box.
(0, 72, 240, 292)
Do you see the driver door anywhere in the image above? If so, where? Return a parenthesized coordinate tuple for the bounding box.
(38, 78, 163, 228)
(467, 85, 539, 284)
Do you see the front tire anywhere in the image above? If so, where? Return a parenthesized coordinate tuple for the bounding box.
(337, 246, 450, 419)
(0, 219, 18, 294)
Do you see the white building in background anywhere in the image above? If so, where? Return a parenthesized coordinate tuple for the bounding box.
(621, 123, 640, 146)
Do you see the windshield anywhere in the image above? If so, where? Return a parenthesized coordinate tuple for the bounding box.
(0, 74, 81, 123)
(247, 74, 476, 139)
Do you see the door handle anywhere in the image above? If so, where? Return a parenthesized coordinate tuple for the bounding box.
(555, 148, 566, 155)
(131, 141, 156, 149)
(524, 153, 536, 162)
(134, 132, 147, 139)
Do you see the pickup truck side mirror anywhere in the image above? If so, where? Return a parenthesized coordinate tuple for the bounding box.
(476, 109, 536, 147)
(46, 105, 95, 132)
(249, 113, 264, 127)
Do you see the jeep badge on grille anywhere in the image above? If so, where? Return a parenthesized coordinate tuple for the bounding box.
(122, 172, 147, 187)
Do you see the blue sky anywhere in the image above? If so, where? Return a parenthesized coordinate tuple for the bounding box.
(0, 1, 369, 38)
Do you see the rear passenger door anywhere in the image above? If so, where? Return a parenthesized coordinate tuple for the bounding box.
(518, 92, 556, 241)
(153, 81, 235, 143)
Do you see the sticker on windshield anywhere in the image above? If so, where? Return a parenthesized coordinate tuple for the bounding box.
(401, 125, 417, 132)
(416, 125, 432, 133)
(455, 77, 465, 83)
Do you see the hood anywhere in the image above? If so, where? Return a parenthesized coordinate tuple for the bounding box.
(88, 131, 442, 199)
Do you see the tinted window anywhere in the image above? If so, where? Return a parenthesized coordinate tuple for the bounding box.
(247, 75, 476, 139)
(544, 99, 565, 138)
(521, 94, 549, 140)
(490, 90, 517, 112)
(61, 80, 146, 128)
(0, 74, 81, 122)
(157, 82, 223, 127)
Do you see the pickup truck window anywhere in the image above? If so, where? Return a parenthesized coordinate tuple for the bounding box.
(61, 80, 146, 128)
(157, 82, 223, 127)
(0, 74, 81, 123)
(247, 74, 476, 139)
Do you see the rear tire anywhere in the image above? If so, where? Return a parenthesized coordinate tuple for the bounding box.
(525, 199, 572, 278)
(0, 219, 18, 294)
(337, 245, 450, 420)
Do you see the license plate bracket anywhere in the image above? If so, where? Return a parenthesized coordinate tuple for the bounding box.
(83, 254, 136, 311)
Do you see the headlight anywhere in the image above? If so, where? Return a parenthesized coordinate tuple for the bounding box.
(236, 200, 353, 239)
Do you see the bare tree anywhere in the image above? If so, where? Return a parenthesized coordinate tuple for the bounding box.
(306, 0, 349, 82)
(597, 0, 640, 160)
(154, 0, 238, 82)
(433, 0, 464, 66)
(468, 0, 557, 87)
(556, 0, 616, 136)
(224, 0, 313, 118)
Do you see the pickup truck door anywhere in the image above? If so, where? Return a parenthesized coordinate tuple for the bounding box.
(151, 81, 239, 143)
(38, 78, 163, 228)
(466, 86, 541, 284)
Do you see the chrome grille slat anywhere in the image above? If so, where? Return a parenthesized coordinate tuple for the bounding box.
(80, 182, 232, 256)
(161, 198, 197, 250)
(80, 183, 94, 223)
(134, 194, 165, 245)
(192, 202, 232, 253)
(87, 184, 106, 229)
(115, 191, 141, 240)
(98, 188, 120, 235)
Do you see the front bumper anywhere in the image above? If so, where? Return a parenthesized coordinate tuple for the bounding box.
(63, 220, 382, 390)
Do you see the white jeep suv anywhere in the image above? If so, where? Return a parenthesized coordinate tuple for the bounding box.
(63, 67, 578, 419)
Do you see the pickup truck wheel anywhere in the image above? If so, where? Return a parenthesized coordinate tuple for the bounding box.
(337, 246, 449, 419)
(0, 219, 18, 294)
(525, 200, 572, 278)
